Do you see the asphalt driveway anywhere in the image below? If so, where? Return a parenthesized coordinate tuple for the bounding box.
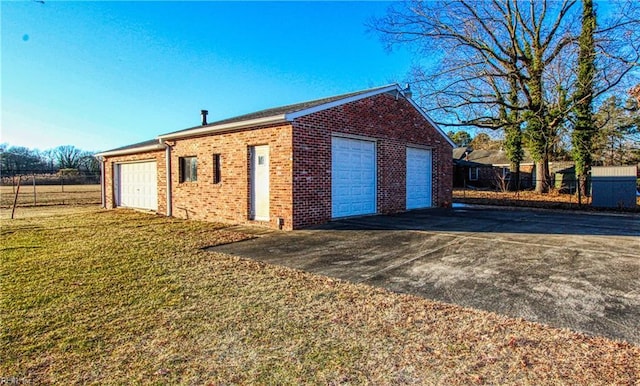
(211, 206, 640, 345)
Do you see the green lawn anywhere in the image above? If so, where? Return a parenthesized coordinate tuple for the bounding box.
(1, 209, 639, 384)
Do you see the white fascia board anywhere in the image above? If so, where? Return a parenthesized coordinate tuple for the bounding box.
(158, 114, 288, 140)
(96, 143, 165, 158)
(405, 97, 457, 148)
(285, 84, 400, 120)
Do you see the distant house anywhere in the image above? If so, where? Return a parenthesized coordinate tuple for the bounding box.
(96, 84, 455, 230)
(453, 147, 535, 189)
(453, 147, 583, 191)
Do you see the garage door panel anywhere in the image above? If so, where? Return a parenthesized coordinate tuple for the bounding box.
(117, 161, 158, 211)
(332, 137, 376, 218)
(406, 147, 432, 210)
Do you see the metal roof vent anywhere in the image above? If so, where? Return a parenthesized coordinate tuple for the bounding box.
(201, 110, 208, 126)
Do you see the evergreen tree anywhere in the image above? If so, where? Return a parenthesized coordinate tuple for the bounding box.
(593, 96, 640, 166)
(447, 130, 472, 147)
(571, 0, 597, 196)
(504, 75, 524, 191)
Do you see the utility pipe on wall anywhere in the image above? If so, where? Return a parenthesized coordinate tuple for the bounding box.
(161, 140, 172, 217)
(99, 156, 106, 208)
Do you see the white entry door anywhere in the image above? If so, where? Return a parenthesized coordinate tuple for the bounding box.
(331, 136, 376, 218)
(116, 161, 158, 211)
(406, 147, 432, 209)
(250, 145, 270, 221)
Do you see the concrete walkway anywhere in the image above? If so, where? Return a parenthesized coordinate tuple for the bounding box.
(211, 206, 640, 345)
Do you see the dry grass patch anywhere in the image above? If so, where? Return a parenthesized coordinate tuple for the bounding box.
(1, 209, 638, 384)
(0, 204, 99, 220)
(454, 188, 640, 211)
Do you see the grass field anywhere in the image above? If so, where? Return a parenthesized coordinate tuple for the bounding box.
(0, 184, 101, 208)
(1, 208, 639, 384)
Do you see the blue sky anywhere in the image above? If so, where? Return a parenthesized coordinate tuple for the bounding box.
(1, 1, 415, 152)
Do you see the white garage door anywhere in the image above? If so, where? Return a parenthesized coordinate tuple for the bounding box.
(406, 147, 432, 209)
(332, 137, 376, 218)
(116, 161, 158, 211)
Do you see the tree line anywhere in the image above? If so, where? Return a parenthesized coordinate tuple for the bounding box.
(0, 144, 99, 176)
(373, 0, 640, 193)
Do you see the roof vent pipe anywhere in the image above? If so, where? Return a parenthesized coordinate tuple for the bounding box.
(201, 109, 208, 126)
(403, 84, 412, 99)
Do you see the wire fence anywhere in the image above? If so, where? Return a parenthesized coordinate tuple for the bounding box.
(2, 171, 638, 211)
(0, 172, 101, 208)
(454, 177, 640, 211)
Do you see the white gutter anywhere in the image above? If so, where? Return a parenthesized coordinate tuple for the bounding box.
(158, 114, 288, 141)
(95, 143, 165, 158)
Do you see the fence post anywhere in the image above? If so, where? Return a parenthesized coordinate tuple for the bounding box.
(33, 173, 37, 206)
(11, 176, 21, 219)
(61, 174, 64, 192)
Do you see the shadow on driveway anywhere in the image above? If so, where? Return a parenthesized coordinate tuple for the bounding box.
(210, 206, 640, 345)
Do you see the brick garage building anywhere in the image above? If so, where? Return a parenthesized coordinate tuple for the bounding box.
(97, 84, 454, 230)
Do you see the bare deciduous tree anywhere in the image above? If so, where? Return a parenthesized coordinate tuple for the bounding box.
(54, 145, 83, 169)
(372, 0, 640, 193)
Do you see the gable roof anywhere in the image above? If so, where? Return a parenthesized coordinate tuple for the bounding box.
(98, 84, 454, 157)
(157, 84, 406, 140)
(453, 147, 470, 160)
(163, 84, 398, 138)
(453, 147, 534, 166)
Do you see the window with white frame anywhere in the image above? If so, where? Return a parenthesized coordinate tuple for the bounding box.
(469, 167, 479, 181)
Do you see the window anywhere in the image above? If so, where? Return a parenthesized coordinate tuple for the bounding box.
(212, 154, 221, 184)
(502, 167, 511, 180)
(469, 167, 479, 181)
(179, 156, 197, 182)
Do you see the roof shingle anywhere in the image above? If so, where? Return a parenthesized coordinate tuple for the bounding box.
(161, 84, 397, 137)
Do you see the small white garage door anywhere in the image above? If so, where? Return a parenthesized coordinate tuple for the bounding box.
(406, 147, 432, 209)
(116, 161, 158, 211)
(332, 136, 376, 218)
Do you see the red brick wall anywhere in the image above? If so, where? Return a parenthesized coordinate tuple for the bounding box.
(103, 92, 453, 231)
(102, 150, 166, 214)
(167, 125, 294, 230)
(292, 92, 453, 228)
(377, 139, 407, 213)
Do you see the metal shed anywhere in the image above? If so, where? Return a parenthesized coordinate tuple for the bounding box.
(591, 166, 638, 209)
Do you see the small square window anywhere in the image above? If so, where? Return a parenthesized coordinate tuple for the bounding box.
(180, 156, 197, 182)
(258, 155, 266, 165)
(213, 154, 221, 184)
